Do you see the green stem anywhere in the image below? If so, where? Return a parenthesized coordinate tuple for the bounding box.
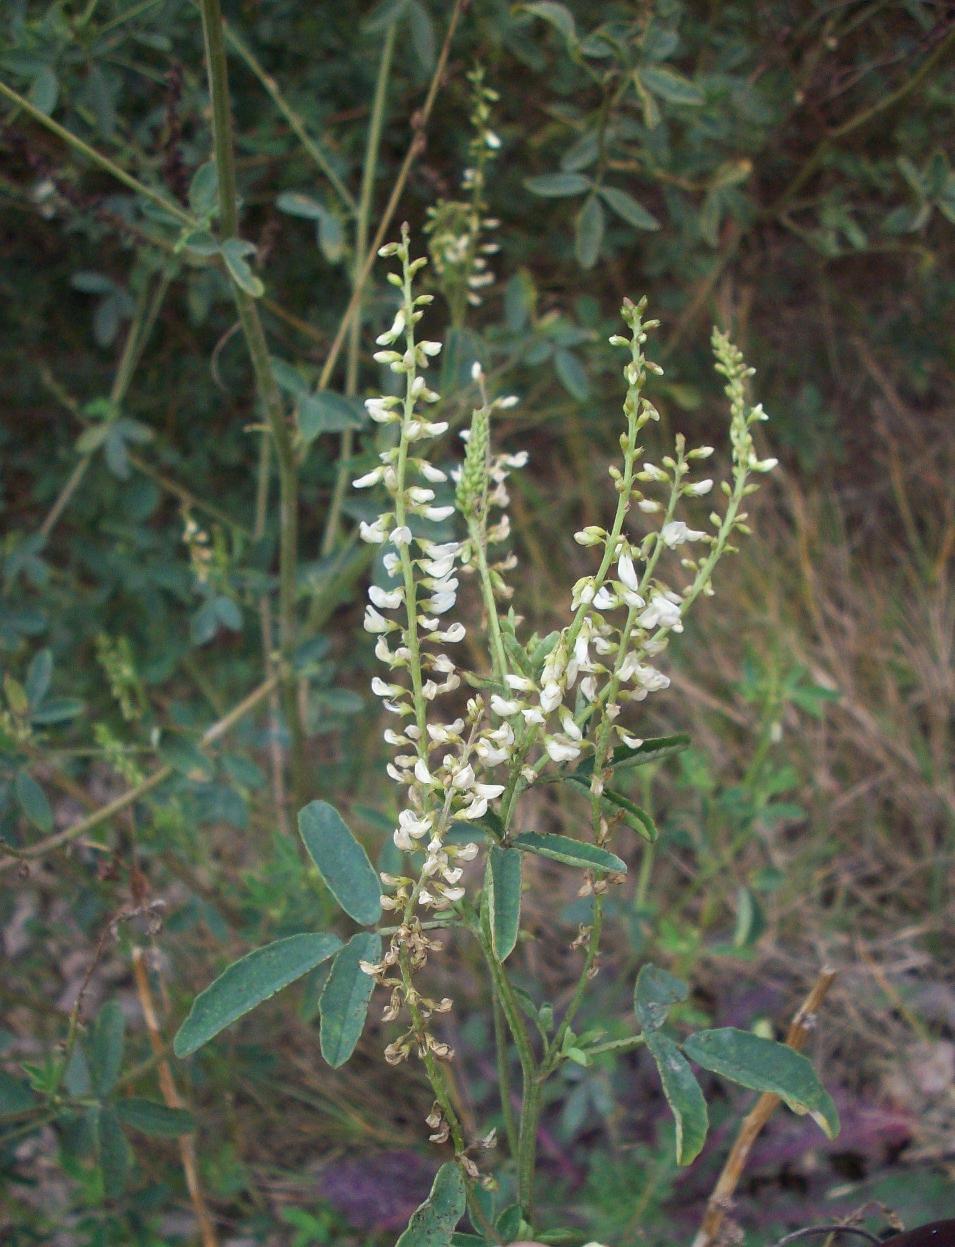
(321, 22, 397, 556)
(0, 78, 194, 225)
(492, 993, 520, 1161)
(469, 518, 508, 681)
(544, 893, 605, 1075)
(197, 0, 306, 806)
(477, 915, 539, 1213)
(40, 265, 173, 540)
(223, 20, 356, 216)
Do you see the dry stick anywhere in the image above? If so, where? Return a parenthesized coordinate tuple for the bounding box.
(131, 947, 219, 1247)
(0, 674, 278, 874)
(692, 968, 838, 1247)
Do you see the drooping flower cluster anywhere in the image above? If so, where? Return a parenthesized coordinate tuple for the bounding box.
(425, 66, 501, 321)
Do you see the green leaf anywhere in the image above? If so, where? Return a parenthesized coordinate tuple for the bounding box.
(29, 65, 59, 115)
(173, 932, 342, 1057)
(733, 886, 766, 949)
(395, 1161, 467, 1247)
(408, 0, 436, 69)
(0, 1070, 38, 1117)
(298, 801, 382, 925)
(598, 186, 661, 231)
(524, 172, 591, 198)
(682, 1028, 840, 1138)
(30, 696, 83, 725)
(575, 196, 605, 269)
(521, 1, 577, 44)
(572, 733, 690, 778)
(188, 163, 219, 217)
(221, 239, 265, 298)
(486, 846, 522, 961)
(90, 1001, 126, 1096)
(365, 0, 410, 33)
(645, 1030, 708, 1164)
(97, 1106, 131, 1198)
(15, 771, 52, 833)
(159, 737, 214, 778)
(319, 932, 381, 1068)
(637, 65, 704, 106)
(298, 391, 365, 439)
(512, 832, 626, 874)
(24, 649, 52, 708)
(554, 348, 589, 401)
(115, 1098, 195, 1137)
(567, 777, 657, 841)
(634, 963, 688, 1031)
(275, 191, 327, 220)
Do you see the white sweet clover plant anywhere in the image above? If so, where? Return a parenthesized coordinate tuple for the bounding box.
(174, 225, 840, 1247)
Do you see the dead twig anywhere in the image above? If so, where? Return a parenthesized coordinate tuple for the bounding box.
(692, 967, 838, 1247)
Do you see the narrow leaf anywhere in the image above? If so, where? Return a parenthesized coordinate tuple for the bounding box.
(512, 832, 626, 874)
(24, 649, 52, 708)
(15, 771, 52, 833)
(567, 776, 657, 841)
(395, 1161, 467, 1247)
(634, 963, 688, 1032)
(598, 185, 661, 231)
(275, 191, 327, 220)
(521, 1, 577, 43)
(645, 1030, 709, 1164)
(0, 1070, 38, 1117)
(683, 1028, 840, 1139)
(524, 172, 591, 198)
(115, 1098, 195, 1137)
(319, 932, 381, 1068)
(486, 846, 522, 961)
(572, 733, 690, 778)
(97, 1106, 131, 1197)
(638, 65, 704, 106)
(90, 1001, 126, 1095)
(173, 932, 342, 1057)
(575, 195, 605, 268)
(221, 239, 265, 298)
(298, 801, 382, 925)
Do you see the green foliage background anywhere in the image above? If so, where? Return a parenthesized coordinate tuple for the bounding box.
(2, 1, 953, 1243)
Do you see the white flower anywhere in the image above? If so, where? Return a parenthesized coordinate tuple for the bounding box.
(369, 585, 403, 609)
(390, 525, 413, 546)
(660, 520, 706, 547)
(359, 519, 388, 544)
(540, 682, 562, 713)
(593, 586, 617, 611)
(490, 694, 521, 717)
(545, 736, 581, 763)
(637, 591, 682, 631)
(353, 467, 385, 489)
(617, 551, 639, 591)
(364, 606, 396, 633)
(684, 479, 713, 496)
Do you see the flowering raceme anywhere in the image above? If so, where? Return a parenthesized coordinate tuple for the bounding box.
(354, 229, 777, 1082)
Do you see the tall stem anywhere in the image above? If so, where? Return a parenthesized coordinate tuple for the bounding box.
(197, 0, 306, 806)
(321, 23, 397, 557)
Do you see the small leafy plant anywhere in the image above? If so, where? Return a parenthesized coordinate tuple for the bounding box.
(173, 230, 837, 1245)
